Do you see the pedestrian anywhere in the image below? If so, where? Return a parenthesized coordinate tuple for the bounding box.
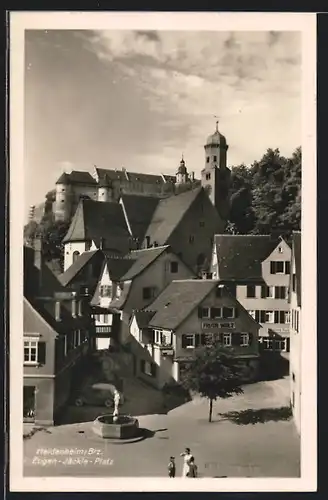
(187, 456, 198, 478)
(167, 456, 176, 478)
(180, 447, 193, 477)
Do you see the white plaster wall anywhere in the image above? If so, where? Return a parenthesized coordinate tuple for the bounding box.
(63, 242, 88, 271)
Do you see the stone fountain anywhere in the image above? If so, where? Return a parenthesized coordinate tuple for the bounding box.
(92, 389, 141, 442)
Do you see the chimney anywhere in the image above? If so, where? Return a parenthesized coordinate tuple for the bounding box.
(55, 301, 61, 322)
(191, 172, 195, 181)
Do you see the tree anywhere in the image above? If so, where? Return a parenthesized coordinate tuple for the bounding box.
(180, 342, 244, 422)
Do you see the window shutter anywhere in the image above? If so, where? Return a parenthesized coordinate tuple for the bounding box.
(248, 333, 254, 346)
(38, 342, 46, 365)
(279, 311, 285, 324)
(285, 261, 290, 274)
(234, 308, 239, 318)
(260, 311, 266, 323)
(270, 261, 275, 274)
(181, 335, 188, 348)
(261, 286, 266, 298)
(151, 363, 157, 377)
(274, 311, 280, 324)
(222, 307, 229, 319)
(195, 334, 201, 347)
(255, 310, 260, 323)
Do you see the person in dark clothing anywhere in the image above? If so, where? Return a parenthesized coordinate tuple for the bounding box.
(168, 456, 176, 478)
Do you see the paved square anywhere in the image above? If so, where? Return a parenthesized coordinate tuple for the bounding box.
(24, 377, 300, 477)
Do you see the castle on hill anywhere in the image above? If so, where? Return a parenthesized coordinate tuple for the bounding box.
(29, 123, 231, 224)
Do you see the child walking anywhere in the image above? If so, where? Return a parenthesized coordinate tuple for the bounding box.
(168, 456, 176, 478)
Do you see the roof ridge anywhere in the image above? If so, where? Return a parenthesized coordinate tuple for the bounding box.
(130, 245, 169, 253)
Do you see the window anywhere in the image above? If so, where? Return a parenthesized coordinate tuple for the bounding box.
(263, 338, 273, 350)
(292, 372, 295, 382)
(206, 157, 210, 163)
(240, 333, 249, 347)
(100, 285, 112, 298)
(270, 261, 284, 274)
(222, 307, 235, 319)
(103, 314, 109, 323)
(77, 330, 81, 346)
(285, 311, 290, 324)
(154, 330, 162, 344)
(161, 331, 172, 346)
(275, 339, 287, 351)
(24, 340, 38, 364)
(189, 235, 195, 244)
(246, 285, 256, 298)
(182, 335, 195, 349)
(201, 307, 211, 318)
(223, 333, 232, 346)
(206, 173, 211, 180)
(213, 155, 217, 162)
(285, 261, 290, 274)
(275, 286, 286, 299)
(170, 262, 179, 273)
(199, 221, 205, 227)
(72, 251, 80, 263)
(211, 307, 222, 319)
(261, 285, 274, 298)
(264, 311, 274, 323)
(278, 246, 283, 253)
(142, 287, 154, 300)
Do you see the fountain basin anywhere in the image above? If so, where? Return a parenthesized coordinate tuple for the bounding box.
(92, 414, 140, 440)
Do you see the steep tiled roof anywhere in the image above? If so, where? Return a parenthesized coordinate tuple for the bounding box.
(120, 194, 160, 242)
(292, 231, 301, 307)
(96, 167, 174, 185)
(71, 171, 98, 185)
(143, 187, 202, 245)
(24, 246, 65, 298)
(146, 279, 216, 330)
(133, 310, 156, 329)
(120, 246, 170, 281)
(103, 253, 136, 281)
(214, 235, 280, 281)
(62, 199, 131, 253)
(58, 250, 100, 286)
(55, 172, 71, 185)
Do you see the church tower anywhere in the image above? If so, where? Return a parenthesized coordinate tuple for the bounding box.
(175, 155, 189, 184)
(201, 121, 231, 220)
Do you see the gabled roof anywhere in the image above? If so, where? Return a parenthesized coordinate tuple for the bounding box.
(214, 235, 281, 281)
(132, 310, 156, 329)
(95, 167, 175, 185)
(120, 194, 160, 242)
(120, 246, 170, 281)
(143, 187, 203, 245)
(146, 279, 216, 330)
(56, 170, 98, 185)
(58, 250, 100, 286)
(145, 280, 261, 331)
(62, 199, 131, 253)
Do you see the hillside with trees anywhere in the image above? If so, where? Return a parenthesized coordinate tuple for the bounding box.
(227, 146, 301, 238)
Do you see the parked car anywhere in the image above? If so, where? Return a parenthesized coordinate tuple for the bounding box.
(73, 382, 125, 408)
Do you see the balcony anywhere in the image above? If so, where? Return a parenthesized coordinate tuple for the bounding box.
(95, 326, 113, 335)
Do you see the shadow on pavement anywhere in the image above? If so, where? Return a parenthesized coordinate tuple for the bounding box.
(217, 406, 292, 425)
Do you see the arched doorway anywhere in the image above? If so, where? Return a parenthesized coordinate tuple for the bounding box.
(73, 251, 80, 263)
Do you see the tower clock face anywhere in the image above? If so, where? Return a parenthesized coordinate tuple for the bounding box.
(204, 184, 212, 195)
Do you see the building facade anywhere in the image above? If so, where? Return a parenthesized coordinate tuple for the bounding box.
(289, 231, 301, 433)
(210, 235, 291, 353)
(129, 280, 260, 389)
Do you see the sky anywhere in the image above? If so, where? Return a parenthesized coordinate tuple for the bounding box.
(24, 29, 301, 210)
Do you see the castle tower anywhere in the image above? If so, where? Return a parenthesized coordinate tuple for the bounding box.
(201, 121, 231, 220)
(98, 174, 113, 202)
(54, 172, 72, 222)
(175, 155, 189, 184)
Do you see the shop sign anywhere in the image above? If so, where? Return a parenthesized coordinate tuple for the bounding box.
(161, 349, 174, 356)
(202, 321, 235, 330)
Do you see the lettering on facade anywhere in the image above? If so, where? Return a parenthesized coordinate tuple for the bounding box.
(161, 349, 174, 356)
(201, 322, 235, 330)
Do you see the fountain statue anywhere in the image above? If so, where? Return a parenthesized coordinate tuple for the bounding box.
(113, 389, 120, 422)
